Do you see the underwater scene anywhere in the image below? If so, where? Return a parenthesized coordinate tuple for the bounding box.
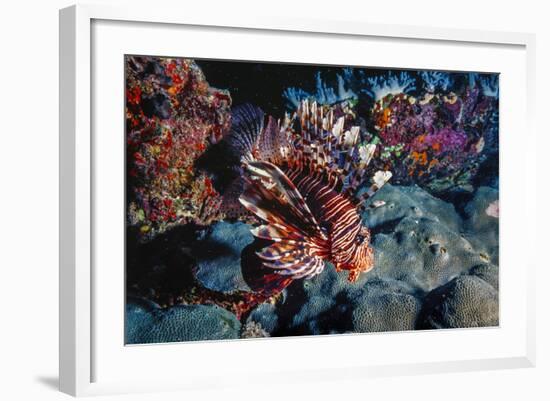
(125, 56, 499, 344)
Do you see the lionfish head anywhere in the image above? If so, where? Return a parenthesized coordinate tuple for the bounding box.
(336, 226, 375, 282)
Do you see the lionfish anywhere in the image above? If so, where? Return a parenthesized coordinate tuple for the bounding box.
(217, 100, 392, 291)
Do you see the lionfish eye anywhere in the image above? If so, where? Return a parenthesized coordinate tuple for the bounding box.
(356, 234, 365, 244)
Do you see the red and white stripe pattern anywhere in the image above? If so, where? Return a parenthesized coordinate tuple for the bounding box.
(238, 99, 391, 283)
(285, 164, 374, 281)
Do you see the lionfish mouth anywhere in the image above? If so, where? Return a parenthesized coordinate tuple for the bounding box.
(218, 100, 391, 288)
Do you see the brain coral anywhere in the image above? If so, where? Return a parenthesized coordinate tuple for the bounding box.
(351, 284, 421, 333)
(416, 275, 499, 329)
(469, 263, 499, 291)
(126, 297, 241, 344)
(360, 184, 462, 232)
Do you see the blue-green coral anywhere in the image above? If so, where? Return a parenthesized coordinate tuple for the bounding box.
(126, 298, 241, 343)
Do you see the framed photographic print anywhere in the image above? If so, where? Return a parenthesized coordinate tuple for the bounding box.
(59, 3, 536, 396)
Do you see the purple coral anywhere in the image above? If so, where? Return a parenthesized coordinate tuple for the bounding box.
(369, 76, 498, 192)
(411, 128, 469, 155)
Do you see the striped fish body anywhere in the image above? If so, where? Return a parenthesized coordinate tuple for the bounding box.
(282, 162, 375, 281)
(224, 100, 391, 287)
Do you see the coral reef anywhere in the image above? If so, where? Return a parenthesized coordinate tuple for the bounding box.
(478, 74, 499, 98)
(368, 87, 498, 194)
(126, 297, 241, 343)
(126, 56, 232, 241)
(462, 186, 499, 264)
(243, 184, 499, 335)
(125, 163, 499, 343)
(283, 69, 499, 195)
(283, 69, 357, 108)
(192, 221, 253, 293)
(245, 303, 279, 334)
(420, 71, 453, 93)
(351, 284, 421, 333)
(416, 275, 498, 329)
(125, 58, 499, 343)
(366, 71, 417, 101)
(240, 321, 270, 338)
(360, 184, 462, 233)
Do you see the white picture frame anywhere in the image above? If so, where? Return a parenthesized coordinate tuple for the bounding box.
(59, 3, 536, 397)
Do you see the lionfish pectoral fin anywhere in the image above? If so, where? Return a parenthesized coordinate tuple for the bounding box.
(256, 241, 305, 260)
(250, 224, 303, 242)
(226, 104, 266, 162)
(245, 161, 315, 216)
(240, 160, 326, 240)
(241, 238, 294, 295)
(281, 256, 325, 279)
(239, 183, 313, 238)
(258, 245, 326, 280)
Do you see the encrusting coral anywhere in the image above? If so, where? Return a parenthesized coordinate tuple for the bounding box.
(126, 56, 232, 241)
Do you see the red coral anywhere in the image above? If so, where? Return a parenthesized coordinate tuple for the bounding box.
(126, 56, 232, 241)
(127, 86, 141, 105)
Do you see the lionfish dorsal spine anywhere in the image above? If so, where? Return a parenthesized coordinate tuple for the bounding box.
(232, 98, 393, 283)
(356, 170, 393, 206)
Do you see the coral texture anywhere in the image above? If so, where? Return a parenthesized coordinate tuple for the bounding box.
(240, 321, 270, 338)
(244, 184, 499, 335)
(126, 56, 232, 241)
(126, 297, 241, 343)
(368, 87, 498, 194)
(192, 221, 253, 293)
(417, 275, 499, 329)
